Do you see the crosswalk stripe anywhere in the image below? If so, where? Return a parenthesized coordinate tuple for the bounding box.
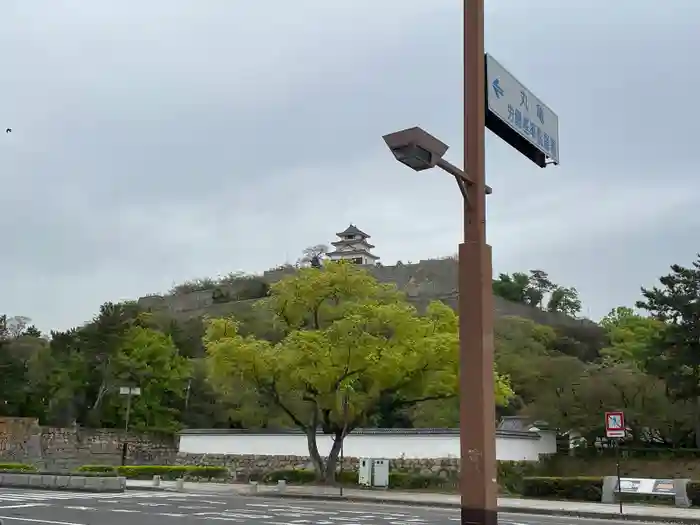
(0, 491, 194, 502)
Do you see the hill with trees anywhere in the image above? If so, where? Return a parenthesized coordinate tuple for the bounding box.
(4, 252, 700, 477)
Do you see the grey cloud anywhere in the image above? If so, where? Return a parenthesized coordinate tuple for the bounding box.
(1, 0, 698, 331)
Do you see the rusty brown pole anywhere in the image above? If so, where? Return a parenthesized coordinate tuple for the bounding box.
(460, 1, 497, 525)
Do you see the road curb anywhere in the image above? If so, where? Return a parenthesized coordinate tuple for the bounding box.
(126, 486, 173, 492)
(248, 493, 696, 523)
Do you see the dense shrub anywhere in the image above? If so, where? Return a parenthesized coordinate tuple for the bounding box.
(389, 471, 452, 490)
(522, 476, 603, 501)
(262, 468, 451, 490)
(497, 461, 539, 494)
(571, 447, 700, 460)
(77, 465, 227, 480)
(263, 469, 317, 484)
(76, 465, 116, 473)
(0, 463, 37, 472)
(43, 470, 118, 477)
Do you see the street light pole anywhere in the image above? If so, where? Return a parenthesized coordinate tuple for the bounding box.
(382, 122, 496, 524)
(119, 386, 141, 466)
(461, 2, 497, 525)
(384, 3, 555, 522)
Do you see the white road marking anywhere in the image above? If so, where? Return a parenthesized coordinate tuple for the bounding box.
(0, 516, 85, 525)
(0, 504, 46, 510)
(0, 490, 196, 503)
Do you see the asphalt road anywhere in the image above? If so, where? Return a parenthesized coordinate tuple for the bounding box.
(0, 489, 668, 525)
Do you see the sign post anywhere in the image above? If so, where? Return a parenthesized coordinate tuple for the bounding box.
(605, 411, 626, 515)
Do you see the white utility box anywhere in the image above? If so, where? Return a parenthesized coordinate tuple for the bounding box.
(358, 458, 372, 486)
(371, 458, 389, 488)
(358, 458, 390, 488)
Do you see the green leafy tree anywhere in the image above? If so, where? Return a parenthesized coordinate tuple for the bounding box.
(528, 269, 555, 308)
(492, 272, 531, 304)
(78, 301, 144, 426)
(599, 307, 665, 366)
(493, 316, 559, 410)
(547, 286, 582, 317)
(111, 326, 191, 431)
(493, 270, 582, 318)
(23, 325, 42, 338)
(523, 361, 692, 445)
(25, 335, 85, 425)
(205, 262, 513, 482)
(0, 326, 49, 417)
(637, 255, 700, 446)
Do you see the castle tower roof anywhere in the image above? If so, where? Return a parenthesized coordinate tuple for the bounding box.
(336, 224, 369, 238)
(326, 224, 379, 265)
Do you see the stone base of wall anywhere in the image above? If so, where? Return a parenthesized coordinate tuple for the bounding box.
(0, 417, 178, 472)
(176, 453, 461, 481)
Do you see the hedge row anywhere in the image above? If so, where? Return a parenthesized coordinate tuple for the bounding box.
(76, 465, 228, 480)
(571, 447, 700, 459)
(261, 468, 458, 490)
(0, 463, 37, 472)
(0, 463, 227, 481)
(0, 463, 114, 477)
(522, 476, 700, 506)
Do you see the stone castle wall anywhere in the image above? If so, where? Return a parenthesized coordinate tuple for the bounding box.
(138, 258, 597, 330)
(0, 417, 177, 472)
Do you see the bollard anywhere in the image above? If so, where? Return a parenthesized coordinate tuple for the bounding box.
(152, 475, 161, 488)
(277, 479, 286, 493)
(249, 481, 259, 494)
(175, 478, 184, 492)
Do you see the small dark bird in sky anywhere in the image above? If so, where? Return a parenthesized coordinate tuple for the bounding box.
(5, 128, 10, 133)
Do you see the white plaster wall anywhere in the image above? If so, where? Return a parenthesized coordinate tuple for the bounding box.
(179, 432, 555, 461)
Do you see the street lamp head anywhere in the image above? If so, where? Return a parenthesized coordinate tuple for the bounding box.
(382, 126, 449, 172)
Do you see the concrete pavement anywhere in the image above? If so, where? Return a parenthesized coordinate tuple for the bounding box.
(126, 480, 700, 523)
(0, 488, 678, 524)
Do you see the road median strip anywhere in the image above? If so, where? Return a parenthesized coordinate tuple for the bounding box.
(0, 473, 126, 493)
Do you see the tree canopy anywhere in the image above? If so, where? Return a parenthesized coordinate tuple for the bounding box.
(204, 262, 512, 480)
(492, 269, 582, 317)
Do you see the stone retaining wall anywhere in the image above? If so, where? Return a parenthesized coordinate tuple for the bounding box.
(0, 417, 178, 472)
(176, 453, 460, 480)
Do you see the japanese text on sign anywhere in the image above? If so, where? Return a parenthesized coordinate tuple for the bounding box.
(486, 54, 560, 164)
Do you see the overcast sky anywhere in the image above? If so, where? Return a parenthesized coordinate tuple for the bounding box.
(2, 0, 698, 332)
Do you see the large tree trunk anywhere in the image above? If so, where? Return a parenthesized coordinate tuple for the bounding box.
(305, 428, 346, 484)
(306, 428, 326, 480)
(323, 432, 344, 484)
